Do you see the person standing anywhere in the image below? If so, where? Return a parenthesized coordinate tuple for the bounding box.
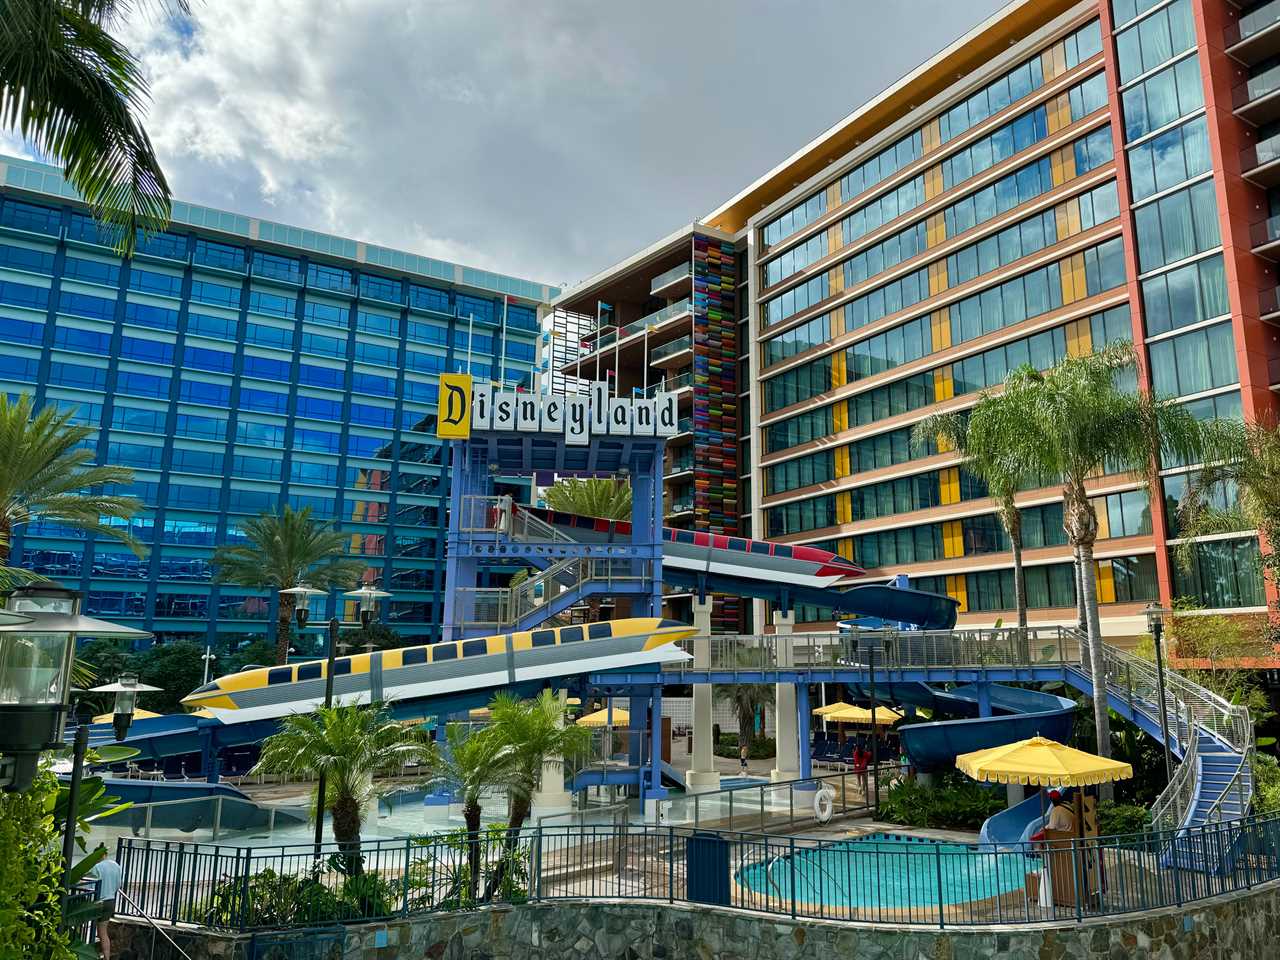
(88, 843, 123, 960)
(739, 742, 749, 775)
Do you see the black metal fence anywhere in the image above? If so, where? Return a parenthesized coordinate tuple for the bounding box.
(116, 812, 1280, 932)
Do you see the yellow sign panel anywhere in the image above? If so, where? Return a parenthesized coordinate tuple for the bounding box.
(436, 373, 473, 439)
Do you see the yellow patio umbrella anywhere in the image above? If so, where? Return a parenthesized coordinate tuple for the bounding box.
(812, 701, 855, 716)
(576, 707, 630, 728)
(825, 705, 903, 725)
(95, 707, 162, 723)
(955, 736, 1133, 787)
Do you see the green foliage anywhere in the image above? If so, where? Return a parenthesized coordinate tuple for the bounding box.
(76, 638, 209, 714)
(543, 477, 632, 520)
(1252, 752, 1280, 814)
(223, 638, 277, 674)
(0, 768, 71, 959)
(714, 733, 776, 760)
(877, 772, 1004, 831)
(1096, 800, 1151, 837)
(339, 621, 404, 651)
(0, 393, 142, 563)
(197, 869, 343, 928)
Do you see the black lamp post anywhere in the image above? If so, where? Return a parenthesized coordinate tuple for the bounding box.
(1145, 602, 1174, 783)
(280, 583, 390, 853)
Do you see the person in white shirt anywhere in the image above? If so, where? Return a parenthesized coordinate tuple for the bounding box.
(88, 843, 123, 960)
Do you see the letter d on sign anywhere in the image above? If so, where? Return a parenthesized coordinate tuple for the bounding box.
(436, 373, 473, 439)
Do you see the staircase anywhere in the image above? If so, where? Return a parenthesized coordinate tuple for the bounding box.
(1082, 634, 1253, 872)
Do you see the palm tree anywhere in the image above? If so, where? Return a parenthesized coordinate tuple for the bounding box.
(251, 703, 430, 874)
(1174, 416, 1280, 591)
(1003, 343, 1203, 772)
(913, 390, 1037, 628)
(0, 393, 141, 563)
(211, 506, 365, 664)
(715, 655, 772, 752)
(481, 690, 590, 900)
(0, 1, 179, 255)
(543, 477, 632, 520)
(424, 722, 514, 903)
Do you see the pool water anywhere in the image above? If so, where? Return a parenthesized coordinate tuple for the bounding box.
(737, 833, 1038, 909)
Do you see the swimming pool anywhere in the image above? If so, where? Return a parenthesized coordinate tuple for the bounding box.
(737, 833, 1038, 911)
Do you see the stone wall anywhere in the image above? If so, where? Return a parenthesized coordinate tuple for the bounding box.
(109, 879, 1280, 960)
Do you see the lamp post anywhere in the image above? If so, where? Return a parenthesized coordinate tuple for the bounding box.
(201, 645, 217, 686)
(0, 582, 149, 792)
(1145, 603, 1174, 783)
(280, 583, 391, 853)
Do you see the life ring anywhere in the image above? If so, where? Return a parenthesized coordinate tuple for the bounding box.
(814, 786, 835, 823)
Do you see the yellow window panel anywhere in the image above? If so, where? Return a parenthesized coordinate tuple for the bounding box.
(932, 366, 955, 403)
(1045, 92, 1071, 134)
(832, 401, 849, 432)
(925, 211, 947, 249)
(828, 265, 845, 295)
(930, 308, 952, 351)
(1041, 42, 1066, 83)
(942, 519, 964, 559)
(1049, 148, 1064, 188)
(1058, 145, 1077, 183)
(1065, 318, 1093, 358)
(836, 491, 852, 524)
(827, 222, 843, 255)
(939, 466, 960, 505)
(1060, 253, 1086, 304)
(1091, 497, 1111, 539)
(946, 574, 969, 613)
(826, 181, 842, 210)
(928, 260, 948, 296)
(924, 165, 944, 201)
(1094, 561, 1117, 604)
(837, 538, 855, 561)
(935, 432, 954, 454)
(835, 446, 851, 479)
(922, 117, 942, 154)
(831, 308, 846, 338)
(831, 351, 848, 388)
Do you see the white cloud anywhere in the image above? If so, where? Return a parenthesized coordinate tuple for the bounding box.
(114, 0, 1003, 286)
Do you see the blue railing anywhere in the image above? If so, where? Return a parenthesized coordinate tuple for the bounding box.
(116, 813, 1280, 932)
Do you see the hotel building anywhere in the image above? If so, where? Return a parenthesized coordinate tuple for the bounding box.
(556, 0, 1277, 634)
(0, 156, 554, 647)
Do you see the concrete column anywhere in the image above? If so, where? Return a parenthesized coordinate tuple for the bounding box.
(531, 690, 572, 814)
(685, 599, 720, 793)
(1007, 783, 1024, 809)
(771, 610, 799, 782)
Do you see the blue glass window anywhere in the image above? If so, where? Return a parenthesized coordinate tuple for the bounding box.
(226, 487, 277, 514)
(187, 312, 237, 340)
(402, 380, 437, 404)
(179, 378, 232, 407)
(291, 460, 337, 485)
(303, 299, 347, 327)
(120, 336, 174, 365)
(190, 279, 240, 309)
(231, 454, 282, 480)
(248, 290, 296, 318)
(0, 317, 43, 345)
(239, 386, 288, 413)
(165, 484, 221, 511)
(294, 427, 340, 454)
(184, 345, 235, 373)
(296, 363, 344, 390)
(410, 284, 450, 313)
(170, 447, 223, 474)
(407, 320, 447, 346)
(0, 355, 38, 382)
(245, 322, 293, 350)
(355, 341, 396, 366)
(106, 441, 164, 470)
(235, 420, 286, 446)
(295, 395, 342, 420)
(350, 402, 396, 428)
(252, 251, 302, 284)
(243, 354, 292, 381)
(174, 413, 227, 441)
(53, 325, 110, 354)
(57, 290, 112, 319)
(0, 200, 60, 235)
(357, 310, 398, 337)
(405, 351, 445, 375)
(506, 304, 538, 332)
(116, 370, 170, 398)
(359, 273, 401, 303)
(135, 230, 187, 260)
(48, 361, 106, 390)
(300, 332, 345, 358)
(124, 301, 179, 331)
(194, 239, 245, 271)
(63, 257, 120, 287)
(0, 243, 54, 274)
(112, 406, 166, 434)
(307, 262, 353, 294)
(129, 269, 183, 298)
(455, 294, 494, 323)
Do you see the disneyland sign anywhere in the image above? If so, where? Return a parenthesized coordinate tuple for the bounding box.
(437, 375, 679, 445)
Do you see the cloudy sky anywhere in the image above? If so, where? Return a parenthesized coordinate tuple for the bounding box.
(23, 0, 1007, 289)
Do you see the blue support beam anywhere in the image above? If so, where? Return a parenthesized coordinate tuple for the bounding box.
(797, 682, 811, 780)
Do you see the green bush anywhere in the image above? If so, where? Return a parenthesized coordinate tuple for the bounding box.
(877, 772, 1004, 831)
(1253, 752, 1280, 814)
(714, 734, 776, 760)
(1097, 800, 1151, 837)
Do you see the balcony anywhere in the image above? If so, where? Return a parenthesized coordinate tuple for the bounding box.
(1250, 214, 1280, 258)
(1242, 133, 1280, 187)
(1227, 0, 1280, 65)
(1270, 355, 1280, 391)
(651, 335, 693, 366)
(578, 298, 692, 359)
(665, 454, 695, 477)
(650, 263, 692, 297)
(1261, 286, 1280, 321)
(641, 370, 694, 396)
(1234, 62, 1280, 125)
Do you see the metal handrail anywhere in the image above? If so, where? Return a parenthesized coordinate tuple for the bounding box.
(1151, 730, 1199, 832)
(458, 558, 653, 631)
(117, 889, 196, 960)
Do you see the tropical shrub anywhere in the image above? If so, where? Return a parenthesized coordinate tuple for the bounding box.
(1096, 800, 1151, 838)
(877, 772, 1004, 830)
(714, 733, 776, 760)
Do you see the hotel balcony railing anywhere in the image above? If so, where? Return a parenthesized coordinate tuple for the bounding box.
(1251, 214, 1280, 256)
(580, 298, 692, 357)
(1242, 132, 1280, 186)
(1234, 62, 1280, 123)
(1226, 0, 1280, 62)
(1260, 286, 1280, 320)
(650, 263, 692, 295)
(651, 335, 693, 363)
(641, 371, 694, 396)
(676, 416, 693, 434)
(666, 455, 695, 475)
(666, 501, 694, 515)
(1270, 355, 1280, 389)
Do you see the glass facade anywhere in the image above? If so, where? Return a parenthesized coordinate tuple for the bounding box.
(0, 169, 547, 645)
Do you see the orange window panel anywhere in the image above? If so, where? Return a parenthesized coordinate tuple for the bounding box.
(836, 491, 852, 524)
(837, 538, 855, 561)
(933, 366, 955, 402)
(1041, 41, 1067, 83)
(1064, 318, 1093, 357)
(924, 165, 944, 201)
(1045, 92, 1071, 134)
(1092, 497, 1111, 539)
(946, 574, 969, 613)
(835, 446, 851, 479)
(939, 466, 960, 505)
(1059, 252, 1086, 304)
(1094, 561, 1117, 604)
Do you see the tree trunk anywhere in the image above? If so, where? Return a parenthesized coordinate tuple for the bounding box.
(330, 794, 364, 875)
(463, 799, 482, 903)
(276, 595, 295, 665)
(738, 702, 755, 749)
(1064, 487, 1114, 800)
(482, 795, 532, 902)
(1001, 501, 1027, 630)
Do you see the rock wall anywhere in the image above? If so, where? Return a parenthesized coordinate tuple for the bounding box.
(109, 879, 1280, 959)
